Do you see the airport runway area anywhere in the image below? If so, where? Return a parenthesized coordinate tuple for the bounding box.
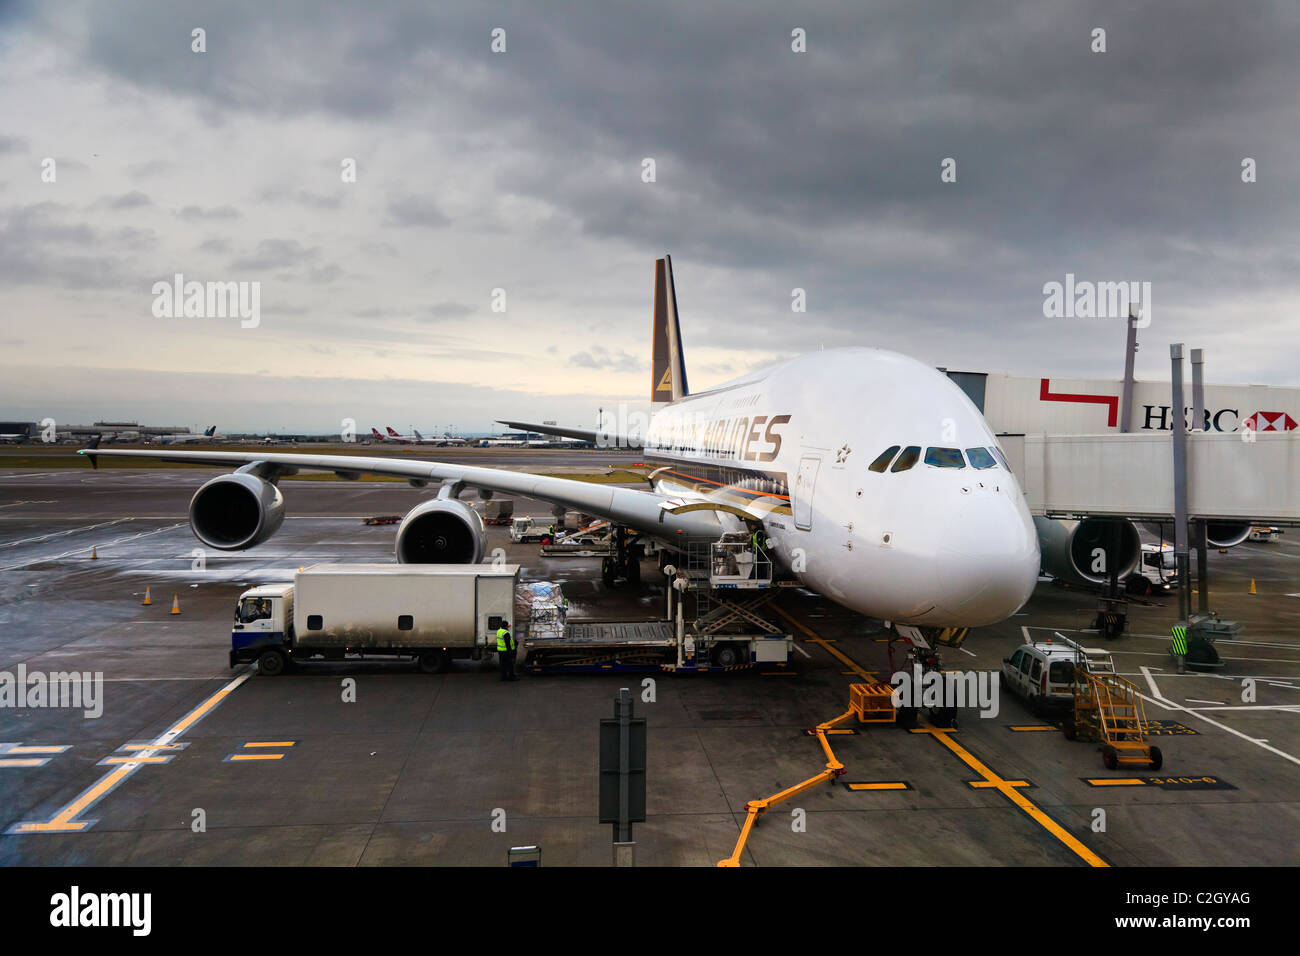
(1, 466, 1298, 866)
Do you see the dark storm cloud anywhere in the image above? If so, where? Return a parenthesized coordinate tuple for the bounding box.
(176, 204, 240, 222)
(385, 195, 452, 229)
(0, 202, 138, 289)
(229, 238, 318, 270)
(4, 0, 1300, 428)
(568, 345, 644, 372)
(426, 301, 476, 319)
(107, 190, 152, 209)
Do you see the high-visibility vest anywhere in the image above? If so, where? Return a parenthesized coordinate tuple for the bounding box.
(496, 627, 513, 652)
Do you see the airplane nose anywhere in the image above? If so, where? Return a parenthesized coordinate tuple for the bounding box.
(935, 494, 1039, 624)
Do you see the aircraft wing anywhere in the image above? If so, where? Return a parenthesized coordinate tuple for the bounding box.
(78, 448, 720, 542)
(495, 420, 642, 449)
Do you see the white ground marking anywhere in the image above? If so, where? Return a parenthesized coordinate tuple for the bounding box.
(791, 643, 811, 659)
(0, 518, 130, 549)
(1138, 665, 1300, 768)
(0, 522, 186, 571)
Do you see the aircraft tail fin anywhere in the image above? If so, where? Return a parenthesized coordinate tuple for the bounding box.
(651, 255, 689, 403)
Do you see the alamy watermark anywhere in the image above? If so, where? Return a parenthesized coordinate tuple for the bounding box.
(890, 664, 999, 719)
(1042, 273, 1151, 328)
(151, 273, 260, 328)
(0, 665, 103, 718)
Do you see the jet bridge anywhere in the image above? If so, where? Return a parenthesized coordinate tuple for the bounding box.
(999, 431, 1300, 524)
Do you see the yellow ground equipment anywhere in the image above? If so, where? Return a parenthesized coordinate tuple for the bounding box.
(718, 682, 893, 867)
(1061, 641, 1161, 770)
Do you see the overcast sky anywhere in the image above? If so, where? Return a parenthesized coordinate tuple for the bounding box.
(2, 1, 1298, 433)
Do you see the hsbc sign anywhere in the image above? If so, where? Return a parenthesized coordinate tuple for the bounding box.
(984, 377, 1300, 436)
(1140, 406, 1298, 433)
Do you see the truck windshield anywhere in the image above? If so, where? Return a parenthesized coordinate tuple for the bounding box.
(237, 597, 273, 623)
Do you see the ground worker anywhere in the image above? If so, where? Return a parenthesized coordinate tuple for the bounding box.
(496, 620, 519, 681)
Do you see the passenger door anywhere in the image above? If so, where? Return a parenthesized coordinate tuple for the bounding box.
(793, 455, 821, 531)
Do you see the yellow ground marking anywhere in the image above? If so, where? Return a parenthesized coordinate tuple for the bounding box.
(228, 753, 284, 761)
(8, 672, 251, 834)
(100, 756, 170, 765)
(5, 745, 68, 754)
(242, 741, 296, 748)
(772, 606, 878, 683)
(1086, 778, 1147, 787)
(847, 782, 909, 791)
(0, 759, 50, 768)
(971, 780, 1030, 789)
(913, 724, 1108, 867)
(120, 743, 185, 751)
(1008, 725, 1058, 732)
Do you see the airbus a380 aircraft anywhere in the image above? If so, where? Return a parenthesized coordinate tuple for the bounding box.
(80, 256, 1040, 633)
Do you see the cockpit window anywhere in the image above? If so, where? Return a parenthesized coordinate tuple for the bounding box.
(966, 447, 997, 469)
(890, 446, 921, 472)
(990, 446, 1011, 470)
(868, 445, 901, 473)
(924, 447, 965, 468)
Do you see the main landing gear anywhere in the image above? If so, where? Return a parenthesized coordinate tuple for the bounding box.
(600, 525, 643, 588)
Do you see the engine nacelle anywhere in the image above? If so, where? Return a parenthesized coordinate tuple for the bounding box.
(1141, 519, 1253, 549)
(1205, 521, 1252, 549)
(189, 473, 285, 550)
(1034, 516, 1140, 585)
(395, 498, 487, 564)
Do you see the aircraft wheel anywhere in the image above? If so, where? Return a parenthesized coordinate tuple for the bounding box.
(624, 556, 641, 585)
(1148, 746, 1163, 771)
(601, 557, 618, 587)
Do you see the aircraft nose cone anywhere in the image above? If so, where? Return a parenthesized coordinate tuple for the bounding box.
(936, 495, 1039, 624)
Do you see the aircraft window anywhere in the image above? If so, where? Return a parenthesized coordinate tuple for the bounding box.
(868, 446, 901, 473)
(923, 447, 965, 468)
(991, 447, 1011, 470)
(890, 446, 921, 472)
(965, 447, 997, 469)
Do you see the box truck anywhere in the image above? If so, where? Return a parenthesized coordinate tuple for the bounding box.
(231, 563, 519, 675)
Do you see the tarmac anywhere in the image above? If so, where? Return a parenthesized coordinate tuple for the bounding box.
(1, 463, 1298, 866)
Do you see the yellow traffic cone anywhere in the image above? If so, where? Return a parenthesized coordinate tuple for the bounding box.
(170, 594, 181, 615)
(143, 587, 152, 606)
(91, 546, 97, 560)
(1249, 579, 1256, 595)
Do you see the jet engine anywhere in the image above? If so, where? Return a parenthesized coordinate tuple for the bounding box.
(189, 473, 285, 550)
(1034, 516, 1141, 585)
(1141, 520, 1253, 549)
(395, 498, 487, 564)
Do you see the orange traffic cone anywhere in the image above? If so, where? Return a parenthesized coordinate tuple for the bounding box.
(143, 587, 152, 606)
(170, 594, 181, 615)
(91, 546, 97, 560)
(1249, 579, 1257, 595)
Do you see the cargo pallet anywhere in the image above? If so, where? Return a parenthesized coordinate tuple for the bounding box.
(520, 620, 791, 674)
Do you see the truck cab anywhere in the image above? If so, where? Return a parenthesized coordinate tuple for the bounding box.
(232, 584, 293, 666)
